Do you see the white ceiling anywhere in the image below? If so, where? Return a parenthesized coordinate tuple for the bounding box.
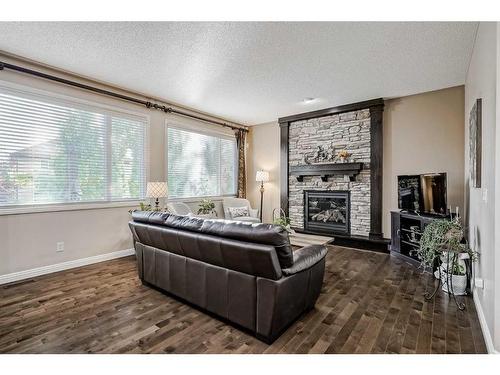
(0, 22, 477, 125)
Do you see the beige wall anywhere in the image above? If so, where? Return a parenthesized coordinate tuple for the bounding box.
(246, 122, 281, 223)
(0, 208, 133, 275)
(247, 87, 465, 239)
(382, 86, 465, 235)
(464, 22, 499, 352)
(0, 54, 240, 277)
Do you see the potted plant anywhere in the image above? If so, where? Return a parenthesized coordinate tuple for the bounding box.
(128, 201, 152, 214)
(438, 257, 468, 295)
(272, 208, 294, 234)
(139, 202, 153, 211)
(418, 218, 477, 295)
(197, 198, 217, 217)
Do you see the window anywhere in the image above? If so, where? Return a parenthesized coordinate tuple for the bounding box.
(167, 126, 237, 199)
(0, 83, 148, 209)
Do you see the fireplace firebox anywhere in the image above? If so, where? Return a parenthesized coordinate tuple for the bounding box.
(304, 190, 350, 235)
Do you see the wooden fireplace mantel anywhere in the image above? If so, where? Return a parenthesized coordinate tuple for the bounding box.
(290, 162, 363, 182)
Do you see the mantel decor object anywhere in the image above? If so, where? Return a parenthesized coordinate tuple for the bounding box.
(304, 143, 353, 165)
(336, 149, 351, 163)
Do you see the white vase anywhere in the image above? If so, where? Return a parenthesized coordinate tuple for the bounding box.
(437, 252, 467, 295)
(440, 268, 467, 296)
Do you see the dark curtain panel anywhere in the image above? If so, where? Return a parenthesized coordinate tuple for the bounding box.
(235, 129, 247, 198)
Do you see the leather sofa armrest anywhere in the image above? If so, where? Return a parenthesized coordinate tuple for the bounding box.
(281, 244, 327, 276)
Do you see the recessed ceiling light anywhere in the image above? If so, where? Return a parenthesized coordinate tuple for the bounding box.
(302, 97, 317, 104)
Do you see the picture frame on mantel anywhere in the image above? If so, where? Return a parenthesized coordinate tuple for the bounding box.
(469, 98, 482, 188)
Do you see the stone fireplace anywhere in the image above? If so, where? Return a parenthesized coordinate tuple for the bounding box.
(304, 190, 350, 235)
(288, 110, 370, 236)
(279, 99, 385, 241)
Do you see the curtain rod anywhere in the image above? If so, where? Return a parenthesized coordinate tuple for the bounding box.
(0, 61, 248, 133)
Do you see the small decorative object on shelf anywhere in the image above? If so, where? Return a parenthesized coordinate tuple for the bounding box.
(409, 225, 420, 242)
(336, 149, 351, 163)
(272, 208, 294, 234)
(197, 198, 217, 217)
(303, 143, 354, 165)
(305, 145, 328, 164)
(418, 218, 478, 310)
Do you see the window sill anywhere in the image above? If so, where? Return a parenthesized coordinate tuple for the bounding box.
(167, 195, 237, 204)
(0, 201, 141, 216)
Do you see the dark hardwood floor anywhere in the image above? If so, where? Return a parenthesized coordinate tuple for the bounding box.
(0, 246, 487, 354)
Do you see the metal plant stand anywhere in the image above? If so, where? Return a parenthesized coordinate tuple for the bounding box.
(424, 251, 466, 311)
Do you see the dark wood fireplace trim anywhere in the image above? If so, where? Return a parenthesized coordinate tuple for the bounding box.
(279, 98, 385, 239)
(290, 162, 363, 182)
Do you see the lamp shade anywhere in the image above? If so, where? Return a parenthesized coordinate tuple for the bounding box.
(255, 170, 269, 183)
(146, 182, 168, 198)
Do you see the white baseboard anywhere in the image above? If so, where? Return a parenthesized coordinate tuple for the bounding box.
(0, 248, 135, 285)
(473, 289, 499, 354)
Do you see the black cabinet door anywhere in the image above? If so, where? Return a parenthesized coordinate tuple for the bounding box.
(390, 211, 401, 253)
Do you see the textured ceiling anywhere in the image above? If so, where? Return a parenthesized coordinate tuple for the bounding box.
(0, 22, 477, 125)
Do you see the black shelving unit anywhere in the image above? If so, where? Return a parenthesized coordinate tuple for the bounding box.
(390, 210, 450, 264)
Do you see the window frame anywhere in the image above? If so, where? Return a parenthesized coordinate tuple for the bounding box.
(0, 80, 150, 216)
(165, 118, 238, 201)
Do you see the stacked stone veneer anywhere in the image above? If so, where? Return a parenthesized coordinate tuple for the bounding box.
(288, 109, 371, 236)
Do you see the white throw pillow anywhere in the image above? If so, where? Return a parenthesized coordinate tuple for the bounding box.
(228, 206, 249, 219)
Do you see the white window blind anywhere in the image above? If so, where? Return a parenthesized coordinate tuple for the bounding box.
(0, 84, 148, 208)
(167, 126, 237, 199)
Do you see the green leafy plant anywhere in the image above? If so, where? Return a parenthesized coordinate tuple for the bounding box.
(418, 218, 476, 269)
(198, 198, 216, 215)
(13, 173, 33, 187)
(139, 202, 152, 211)
(450, 262, 466, 276)
(128, 201, 152, 214)
(273, 215, 291, 228)
(272, 207, 293, 233)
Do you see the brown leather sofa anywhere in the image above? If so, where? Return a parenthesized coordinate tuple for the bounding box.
(129, 211, 327, 343)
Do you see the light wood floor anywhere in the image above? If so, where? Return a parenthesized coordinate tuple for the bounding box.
(0, 246, 487, 354)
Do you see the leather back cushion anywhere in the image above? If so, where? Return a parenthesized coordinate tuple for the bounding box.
(131, 211, 294, 268)
(129, 221, 283, 280)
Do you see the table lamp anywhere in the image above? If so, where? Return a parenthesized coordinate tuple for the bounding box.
(146, 182, 168, 211)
